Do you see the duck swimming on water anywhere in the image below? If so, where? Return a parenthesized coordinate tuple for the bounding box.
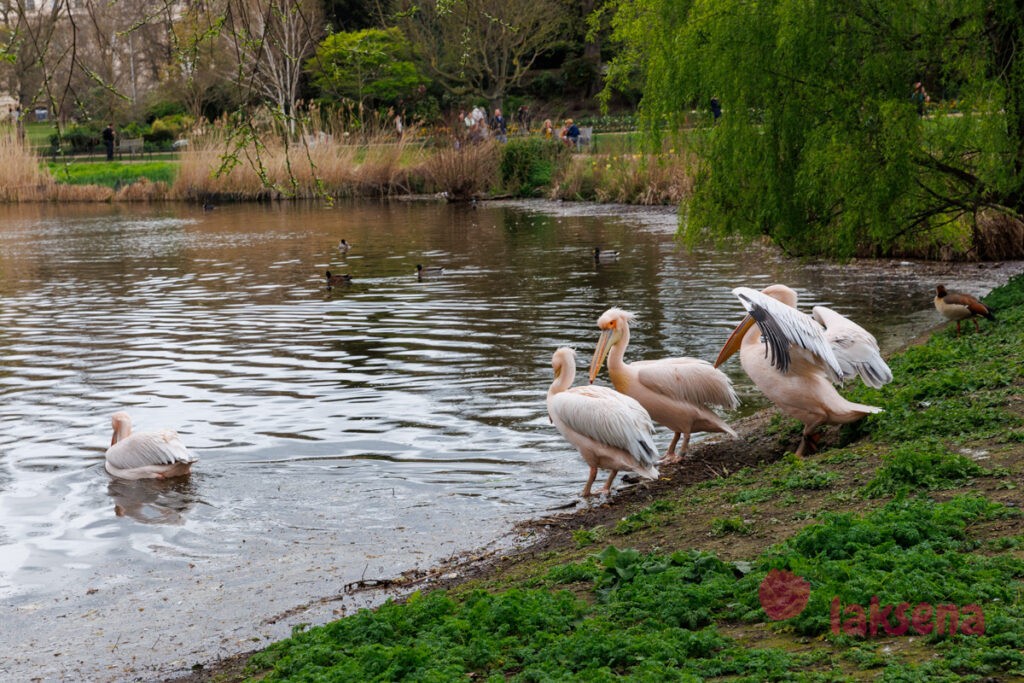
(594, 247, 619, 262)
(325, 270, 353, 287)
(416, 264, 444, 279)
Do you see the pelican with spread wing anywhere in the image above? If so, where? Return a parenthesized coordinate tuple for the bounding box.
(547, 347, 659, 497)
(589, 308, 738, 463)
(715, 285, 891, 457)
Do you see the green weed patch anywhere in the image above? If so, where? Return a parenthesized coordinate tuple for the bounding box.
(247, 497, 1024, 681)
(862, 439, 993, 497)
(45, 160, 177, 187)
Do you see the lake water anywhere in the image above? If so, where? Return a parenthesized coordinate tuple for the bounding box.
(0, 200, 1017, 681)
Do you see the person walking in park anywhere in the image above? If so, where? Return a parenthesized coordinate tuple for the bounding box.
(103, 123, 116, 161)
(493, 108, 507, 143)
(911, 82, 930, 117)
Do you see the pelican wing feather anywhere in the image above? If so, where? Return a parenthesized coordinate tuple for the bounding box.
(106, 430, 197, 470)
(811, 306, 893, 389)
(634, 358, 740, 409)
(550, 387, 659, 470)
(733, 287, 844, 383)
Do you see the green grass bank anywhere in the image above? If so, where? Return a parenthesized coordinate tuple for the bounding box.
(186, 274, 1024, 682)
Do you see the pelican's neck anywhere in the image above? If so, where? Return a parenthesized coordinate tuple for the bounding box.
(548, 363, 576, 397)
(111, 421, 132, 446)
(607, 323, 632, 381)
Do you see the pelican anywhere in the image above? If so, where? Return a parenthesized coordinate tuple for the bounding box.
(589, 308, 738, 464)
(416, 264, 444, 279)
(934, 285, 995, 335)
(325, 270, 353, 287)
(105, 412, 198, 480)
(594, 247, 619, 262)
(715, 285, 890, 457)
(547, 347, 659, 497)
(338, 239, 351, 253)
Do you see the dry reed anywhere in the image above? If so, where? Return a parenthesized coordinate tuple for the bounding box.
(550, 152, 697, 205)
(172, 113, 431, 202)
(421, 141, 501, 201)
(0, 129, 55, 201)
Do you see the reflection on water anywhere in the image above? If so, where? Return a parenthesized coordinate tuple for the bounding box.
(0, 200, 1016, 680)
(108, 477, 200, 525)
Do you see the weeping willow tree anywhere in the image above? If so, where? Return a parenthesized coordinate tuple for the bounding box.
(604, 0, 1024, 258)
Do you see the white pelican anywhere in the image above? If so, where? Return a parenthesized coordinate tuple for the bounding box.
(416, 264, 444, 279)
(338, 239, 351, 252)
(325, 270, 353, 287)
(105, 412, 198, 480)
(594, 247, 620, 262)
(589, 308, 738, 464)
(934, 285, 995, 335)
(715, 285, 890, 457)
(548, 347, 659, 497)
(810, 305, 893, 388)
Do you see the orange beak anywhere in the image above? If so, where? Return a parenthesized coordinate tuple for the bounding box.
(715, 314, 755, 368)
(588, 329, 614, 384)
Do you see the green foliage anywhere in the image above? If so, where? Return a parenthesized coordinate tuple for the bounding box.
(771, 461, 839, 491)
(307, 28, 425, 110)
(499, 138, 571, 197)
(51, 124, 101, 153)
(608, 0, 1024, 257)
(46, 161, 177, 188)
(146, 115, 193, 146)
(246, 495, 1024, 681)
(863, 439, 990, 497)
(611, 499, 674, 535)
(710, 516, 752, 536)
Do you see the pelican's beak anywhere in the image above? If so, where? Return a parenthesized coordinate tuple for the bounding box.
(715, 314, 755, 368)
(588, 329, 613, 384)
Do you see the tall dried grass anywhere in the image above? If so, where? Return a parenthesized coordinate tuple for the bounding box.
(550, 152, 697, 205)
(172, 112, 431, 202)
(0, 129, 55, 201)
(421, 141, 501, 201)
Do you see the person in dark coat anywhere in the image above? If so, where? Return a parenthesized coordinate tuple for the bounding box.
(103, 123, 116, 160)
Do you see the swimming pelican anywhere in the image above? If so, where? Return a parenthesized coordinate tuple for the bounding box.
(547, 347, 659, 497)
(105, 412, 198, 480)
(416, 264, 444, 279)
(715, 285, 890, 457)
(934, 285, 995, 336)
(325, 271, 353, 287)
(594, 247, 619, 262)
(589, 308, 738, 464)
(338, 239, 351, 253)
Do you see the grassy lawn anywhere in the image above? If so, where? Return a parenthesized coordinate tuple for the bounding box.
(45, 160, 178, 188)
(229, 273, 1024, 682)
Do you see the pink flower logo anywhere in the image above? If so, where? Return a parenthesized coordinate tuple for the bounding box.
(759, 569, 811, 620)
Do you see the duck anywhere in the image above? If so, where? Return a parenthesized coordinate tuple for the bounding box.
(417, 264, 444, 279)
(594, 247, 620, 262)
(934, 285, 995, 336)
(325, 270, 353, 287)
(105, 412, 198, 480)
(338, 239, 351, 253)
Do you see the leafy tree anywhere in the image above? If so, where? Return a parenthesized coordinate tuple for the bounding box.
(393, 0, 566, 107)
(606, 0, 1024, 258)
(306, 27, 424, 112)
